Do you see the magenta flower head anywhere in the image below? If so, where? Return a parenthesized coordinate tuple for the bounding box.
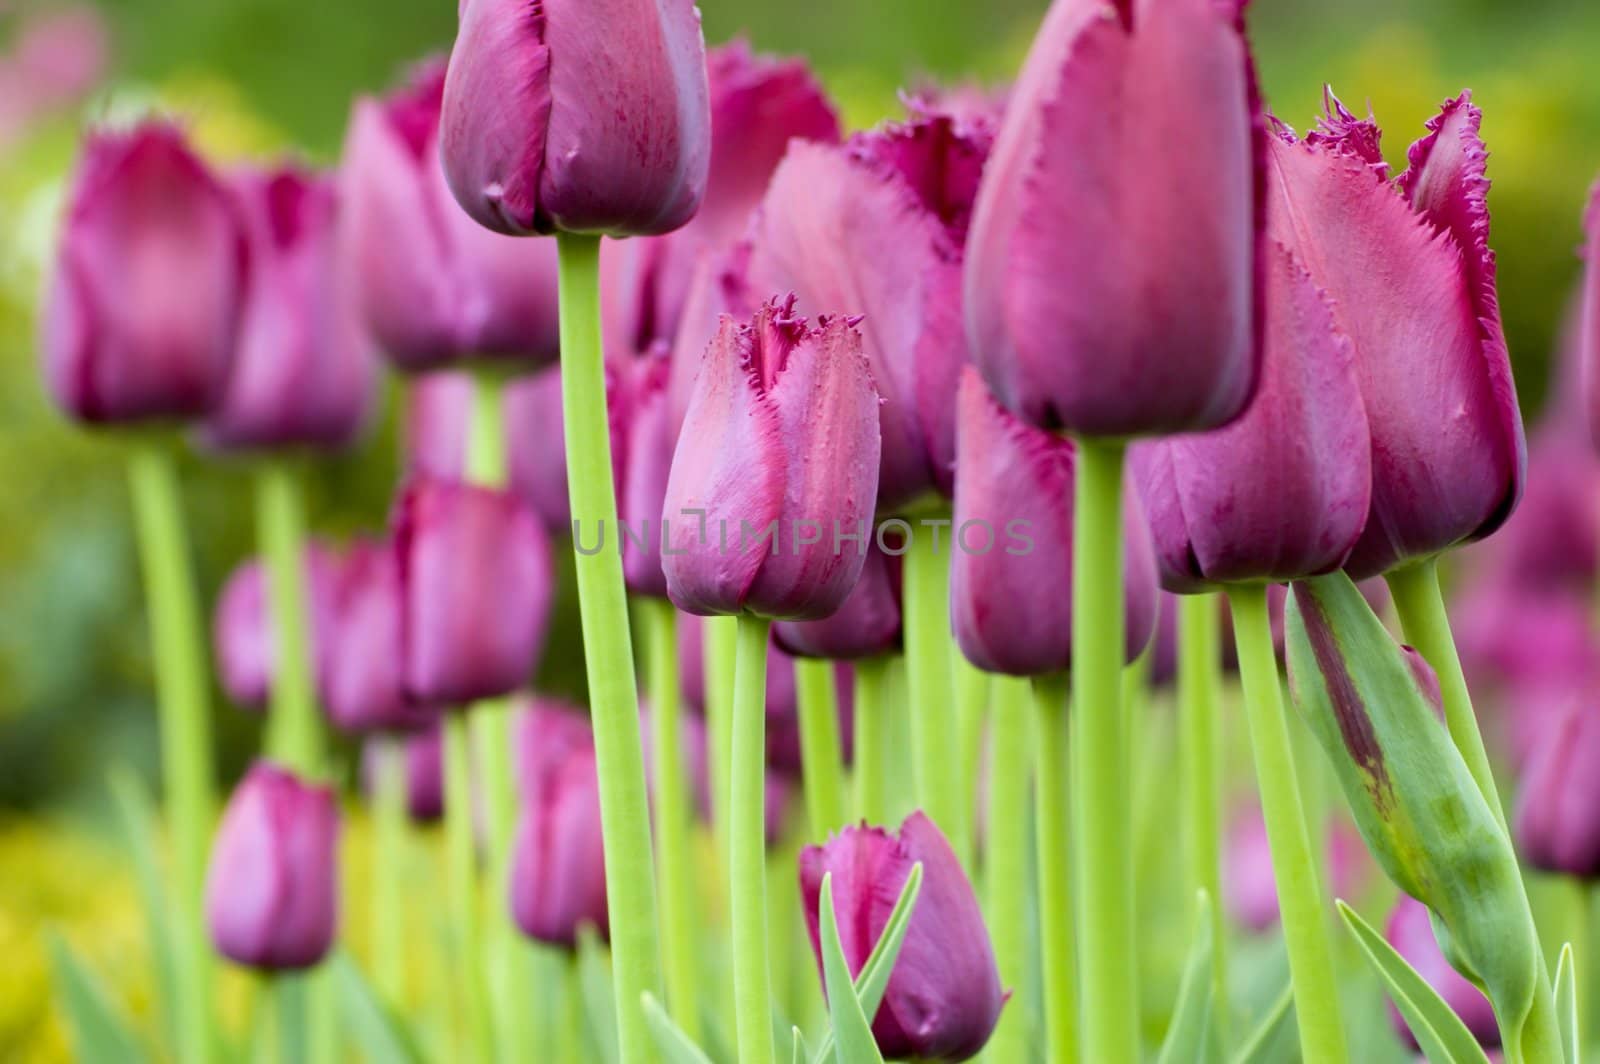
(746, 107, 989, 509)
(951, 370, 1158, 676)
(440, 0, 710, 237)
(773, 543, 903, 660)
(964, 0, 1262, 438)
(205, 761, 339, 971)
(510, 715, 609, 947)
(43, 121, 247, 425)
(214, 546, 342, 711)
(325, 540, 440, 734)
(514, 699, 599, 800)
(361, 724, 445, 822)
(1514, 705, 1600, 879)
(340, 59, 561, 371)
(1265, 92, 1525, 577)
(1384, 896, 1501, 1050)
(618, 350, 676, 597)
(394, 478, 554, 705)
(1580, 181, 1600, 451)
(800, 813, 1005, 1061)
(1131, 240, 1372, 591)
(661, 298, 882, 620)
(206, 166, 376, 450)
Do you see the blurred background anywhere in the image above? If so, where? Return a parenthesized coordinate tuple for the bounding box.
(2, 0, 1599, 1056)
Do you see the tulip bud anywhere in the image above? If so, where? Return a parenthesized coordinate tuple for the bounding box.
(1224, 805, 1367, 933)
(361, 725, 445, 823)
(1514, 705, 1600, 879)
(340, 59, 561, 371)
(394, 478, 554, 705)
(964, 0, 1262, 438)
(324, 540, 439, 734)
(43, 122, 247, 424)
(950, 369, 1158, 676)
(205, 761, 339, 971)
(1385, 896, 1502, 1050)
(618, 350, 676, 597)
(773, 543, 902, 660)
(441, 0, 710, 238)
(214, 546, 342, 711)
(661, 298, 882, 620)
(514, 699, 598, 799)
(205, 166, 376, 450)
(800, 812, 1005, 1061)
(1265, 93, 1525, 577)
(1453, 580, 1594, 699)
(1583, 181, 1600, 450)
(509, 722, 608, 948)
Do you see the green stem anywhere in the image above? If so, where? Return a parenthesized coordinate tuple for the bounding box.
(1227, 585, 1346, 1064)
(275, 974, 306, 1064)
(645, 600, 700, 1039)
(706, 614, 739, 861)
(853, 658, 892, 824)
(372, 736, 407, 1007)
(957, 657, 990, 862)
(903, 524, 967, 862)
(794, 657, 847, 839)
(444, 713, 495, 1057)
(988, 676, 1032, 1064)
(1035, 672, 1078, 1064)
(558, 231, 662, 1063)
(256, 460, 322, 777)
(731, 615, 776, 1064)
(1070, 438, 1135, 1064)
(128, 444, 216, 1064)
(1177, 593, 1227, 1043)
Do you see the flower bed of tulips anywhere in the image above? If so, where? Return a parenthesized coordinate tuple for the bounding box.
(16, 0, 1600, 1062)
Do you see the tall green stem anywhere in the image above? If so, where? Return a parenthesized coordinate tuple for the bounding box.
(853, 658, 892, 824)
(705, 614, 739, 861)
(558, 233, 663, 1063)
(988, 676, 1032, 1064)
(794, 657, 847, 839)
(1227, 586, 1346, 1063)
(372, 735, 407, 1007)
(731, 616, 775, 1064)
(1177, 593, 1227, 1041)
(645, 600, 699, 1039)
(443, 714, 494, 1056)
(256, 461, 322, 775)
(904, 524, 967, 862)
(1070, 438, 1134, 1064)
(128, 444, 216, 1064)
(1035, 672, 1078, 1064)
(957, 657, 990, 863)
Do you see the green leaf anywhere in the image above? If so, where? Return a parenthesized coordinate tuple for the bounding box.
(820, 872, 884, 1064)
(1230, 984, 1294, 1064)
(48, 934, 147, 1064)
(810, 863, 924, 1064)
(578, 924, 620, 1064)
(1157, 891, 1216, 1064)
(108, 767, 180, 1054)
(792, 1025, 810, 1064)
(332, 953, 423, 1064)
(1554, 942, 1577, 1064)
(1337, 901, 1493, 1064)
(641, 992, 715, 1064)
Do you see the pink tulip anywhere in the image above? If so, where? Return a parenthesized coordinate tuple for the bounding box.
(1579, 181, 1600, 450)
(213, 546, 343, 712)
(1224, 805, 1368, 933)
(617, 350, 676, 597)
(324, 540, 439, 734)
(1515, 704, 1600, 879)
(773, 544, 903, 660)
(361, 725, 445, 823)
(1385, 896, 1501, 1049)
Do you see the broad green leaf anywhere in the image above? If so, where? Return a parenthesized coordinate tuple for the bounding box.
(1555, 943, 1577, 1064)
(48, 934, 147, 1064)
(820, 872, 883, 1064)
(810, 863, 924, 1064)
(108, 767, 180, 1054)
(578, 924, 620, 1064)
(332, 953, 424, 1064)
(1337, 901, 1493, 1064)
(792, 1025, 810, 1064)
(641, 993, 715, 1064)
(1157, 891, 1215, 1064)
(1230, 984, 1294, 1064)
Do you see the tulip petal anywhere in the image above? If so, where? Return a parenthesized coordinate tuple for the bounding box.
(1580, 181, 1600, 449)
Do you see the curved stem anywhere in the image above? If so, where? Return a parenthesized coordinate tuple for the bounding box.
(557, 231, 661, 1063)
(903, 525, 967, 862)
(1177, 593, 1227, 1043)
(853, 657, 892, 824)
(1035, 672, 1078, 1064)
(372, 735, 407, 1007)
(988, 675, 1033, 1064)
(256, 460, 322, 776)
(731, 615, 775, 1064)
(1227, 585, 1346, 1064)
(794, 657, 847, 839)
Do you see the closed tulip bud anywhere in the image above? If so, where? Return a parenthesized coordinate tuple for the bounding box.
(510, 736, 608, 947)
(1386, 896, 1502, 1050)
(325, 540, 439, 734)
(441, 0, 710, 238)
(205, 761, 339, 971)
(662, 298, 882, 620)
(1224, 804, 1367, 933)
(361, 725, 445, 822)
(394, 478, 554, 705)
(205, 166, 376, 450)
(1579, 182, 1600, 450)
(773, 543, 902, 660)
(1461, 429, 1600, 597)
(1266, 93, 1525, 577)
(514, 699, 598, 799)
(800, 813, 1005, 1061)
(1132, 240, 1372, 591)
(951, 369, 1158, 676)
(964, 0, 1262, 438)
(1514, 706, 1600, 878)
(1453, 581, 1595, 698)
(340, 59, 561, 371)
(618, 350, 675, 597)
(214, 546, 342, 711)
(43, 122, 247, 424)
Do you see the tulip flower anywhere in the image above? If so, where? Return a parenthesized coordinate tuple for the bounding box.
(661, 298, 881, 620)
(640, 703, 793, 843)
(951, 370, 1158, 676)
(214, 546, 342, 712)
(362, 725, 445, 823)
(205, 166, 376, 450)
(1514, 705, 1600, 879)
(509, 720, 609, 947)
(617, 350, 675, 597)
(0, 7, 108, 150)
(340, 59, 561, 370)
(205, 761, 339, 971)
(963, 0, 1261, 438)
(43, 121, 247, 424)
(1223, 805, 1367, 933)
(773, 544, 903, 660)
(440, 0, 710, 238)
(1580, 181, 1600, 450)
(324, 540, 439, 734)
(514, 699, 600, 800)
(800, 813, 1005, 1061)
(393, 478, 554, 705)
(1385, 896, 1502, 1050)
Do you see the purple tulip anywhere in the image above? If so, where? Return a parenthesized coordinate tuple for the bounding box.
(773, 543, 903, 660)
(1224, 805, 1368, 933)
(340, 59, 561, 371)
(514, 699, 598, 799)
(1515, 705, 1600, 879)
(1265, 93, 1525, 578)
(509, 716, 608, 947)
(440, 0, 710, 238)
(1384, 896, 1501, 1049)
(43, 122, 247, 424)
(1453, 581, 1594, 700)
(950, 369, 1158, 676)
(964, 0, 1262, 438)
(745, 106, 988, 509)
(800, 813, 1005, 1061)
(214, 545, 343, 712)
(1580, 181, 1600, 450)
(205, 761, 339, 971)
(361, 725, 445, 823)
(661, 298, 881, 620)
(324, 540, 439, 734)
(645, 702, 794, 843)
(618, 350, 675, 597)
(394, 478, 554, 705)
